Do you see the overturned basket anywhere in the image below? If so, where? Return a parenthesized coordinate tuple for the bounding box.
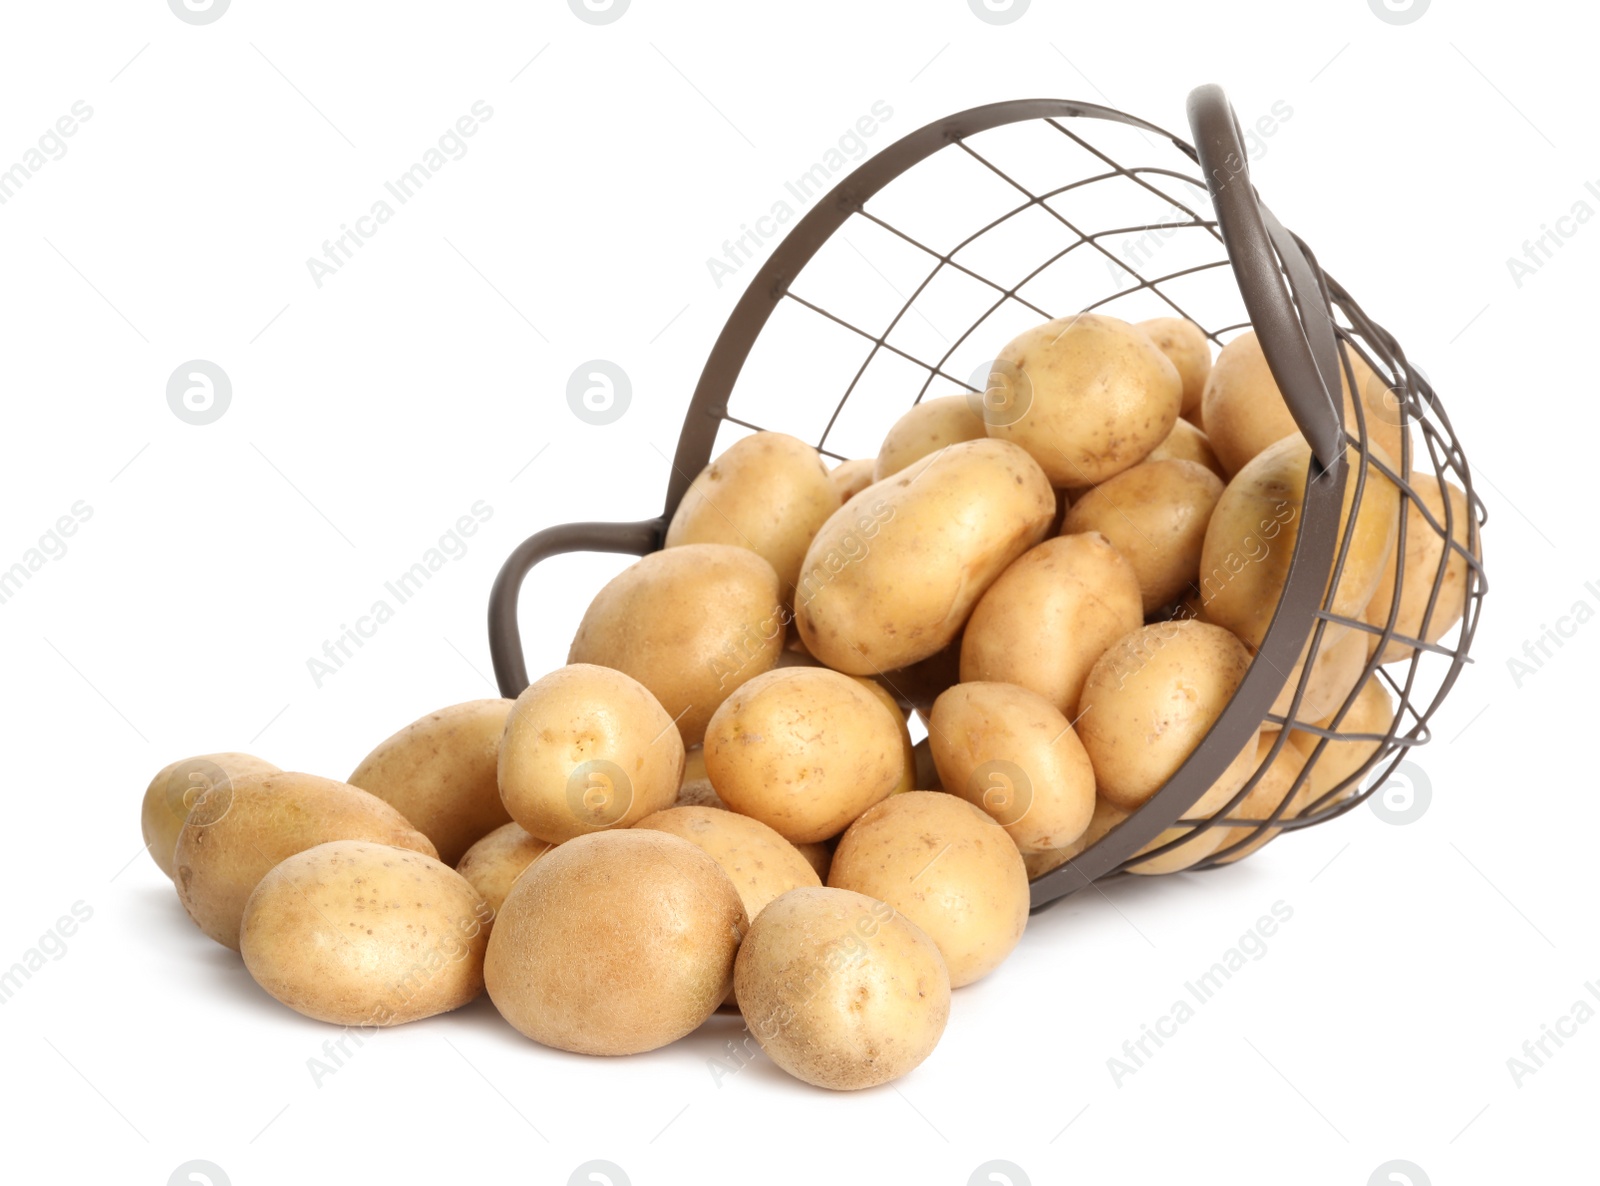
(488, 84, 1486, 911)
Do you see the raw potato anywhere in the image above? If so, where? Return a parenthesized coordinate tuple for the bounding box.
(854, 676, 916, 796)
(734, 887, 950, 1090)
(1364, 473, 1475, 662)
(796, 439, 1054, 674)
(703, 668, 902, 843)
(497, 664, 684, 844)
(829, 459, 877, 502)
(1270, 626, 1368, 723)
(793, 838, 837, 883)
(928, 681, 1096, 853)
(1076, 621, 1261, 815)
(455, 822, 555, 919)
(1137, 316, 1212, 419)
(240, 841, 491, 1026)
(1123, 821, 1226, 874)
(1208, 734, 1312, 863)
(960, 533, 1143, 719)
(1199, 434, 1400, 652)
(634, 806, 821, 925)
(1023, 798, 1225, 878)
(140, 752, 280, 881)
(1147, 416, 1226, 479)
(484, 830, 747, 1056)
(986, 312, 1182, 486)
(828, 792, 1028, 987)
(1061, 459, 1225, 614)
(664, 431, 841, 599)
(174, 772, 437, 951)
(873, 395, 987, 481)
(674, 747, 726, 810)
(1200, 330, 1404, 476)
(569, 543, 785, 746)
(347, 699, 514, 866)
(1288, 676, 1396, 808)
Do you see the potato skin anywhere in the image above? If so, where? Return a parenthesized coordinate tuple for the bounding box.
(497, 664, 684, 844)
(928, 681, 1096, 853)
(1364, 473, 1474, 662)
(873, 395, 987, 481)
(174, 772, 437, 951)
(141, 752, 280, 881)
(704, 667, 902, 843)
(664, 431, 841, 599)
(1137, 317, 1212, 418)
(829, 459, 877, 502)
(634, 806, 820, 925)
(960, 533, 1143, 720)
(455, 822, 555, 919)
(1288, 676, 1396, 808)
(1209, 734, 1312, 863)
(241, 841, 491, 1026)
(986, 313, 1182, 486)
(484, 831, 747, 1056)
(569, 543, 785, 746)
(1023, 797, 1224, 878)
(1061, 459, 1225, 614)
(1147, 416, 1226, 479)
(829, 792, 1028, 987)
(347, 699, 513, 866)
(795, 438, 1055, 674)
(734, 887, 950, 1090)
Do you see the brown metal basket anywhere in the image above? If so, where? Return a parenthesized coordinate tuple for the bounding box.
(487, 84, 1487, 910)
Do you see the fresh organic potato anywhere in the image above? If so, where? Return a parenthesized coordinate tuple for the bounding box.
(1023, 798, 1225, 878)
(674, 746, 726, 809)
(872, 395, 987, 481)
(1076, 621, 1260, 816)
(985, 312, 1182, 486)
(141, 752, 280, 881)
(960, 533, 1143, 719)
(829, 458, 877, 502)
(634, 806, 821, 926)
(854, 676, 915, 796)
(347, 699, 513, 866)
(703, 668, 902, 843)
(240, 841, 491, 1026)
(1200, 330, 1404, 476)
(1208, 734, 1312, 863)
(792, 837, 837, 883)
(829, 792, 1028, 987)
(484, 830, 747, 1056)
(664, 431, 841, 599)
(734, 887, 950, 1090)
(497, 664, 684, 844)
(1364, 472, 1475, 662)
(1198, 434, 1400, 652)
(796, 439, 1054, 674)
(1123, 821, 1226, 874)
(1137, 317, 1212, 419)
(1061, 459, 1225, 614)
(928, 681, 1096, 853)
(1269, 626, 1368, 723)
(1288, 675, 1396, 809)
(1147, 416, 1226, 479)
(569, 543, 785, 746)
(455, 822, 555, 919)
(174, 772, 437, 950)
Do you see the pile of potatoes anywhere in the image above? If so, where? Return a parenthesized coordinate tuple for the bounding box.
(142, 311, 1474, 1090)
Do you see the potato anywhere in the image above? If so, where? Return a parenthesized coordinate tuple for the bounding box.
(1364, 473, 1475, 662)
(854, 676, 915, 796)
(1023, 798, 1223, 878)
(793, 837, 837, 883)
(455, 822, 555, 919)
(664, 431, 841, 599)
(1137, 317, 1211, 419)
(1076, 621, 1260, 815)
(569, 543, 784, 746)
(347, 699, 513, 866)
(1123, 820, 1226, 874)
(985, 312, 1182, 486)
(1200, 330, 1404, 477)
(928, 681, 1096, 853)
(1198, 435, 1400, 653)
(828, 792, 1028, 987)
(960, 533, 1142, 719)
(240, 841, 490, 1026)
(674, 746, 726, 809)
(704, 668, 902, 843)
(140, 752, 279, 880)
(1288, 675, 1396, 809)
(1147, 416, 1225, 479)
(1061, 459, 1225, 614)
(829, 458, 876, 502)
(634, 806, 821, 925)
(873, 395, 987, 481)
(734, 887, 950, 1090)
(1269, 626, 1368, 723)
(497, 664, 684, 844)
(1208, 734, 1312, 863)
(174, 772, 437, 950)
(795, 439, 1054, 674)
(484, 830, 746, 1055)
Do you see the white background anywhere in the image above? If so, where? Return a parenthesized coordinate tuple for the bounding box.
(0, 1, 1591, 1183)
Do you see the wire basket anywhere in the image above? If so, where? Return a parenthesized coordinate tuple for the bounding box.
(488, 85, 1487, 911)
